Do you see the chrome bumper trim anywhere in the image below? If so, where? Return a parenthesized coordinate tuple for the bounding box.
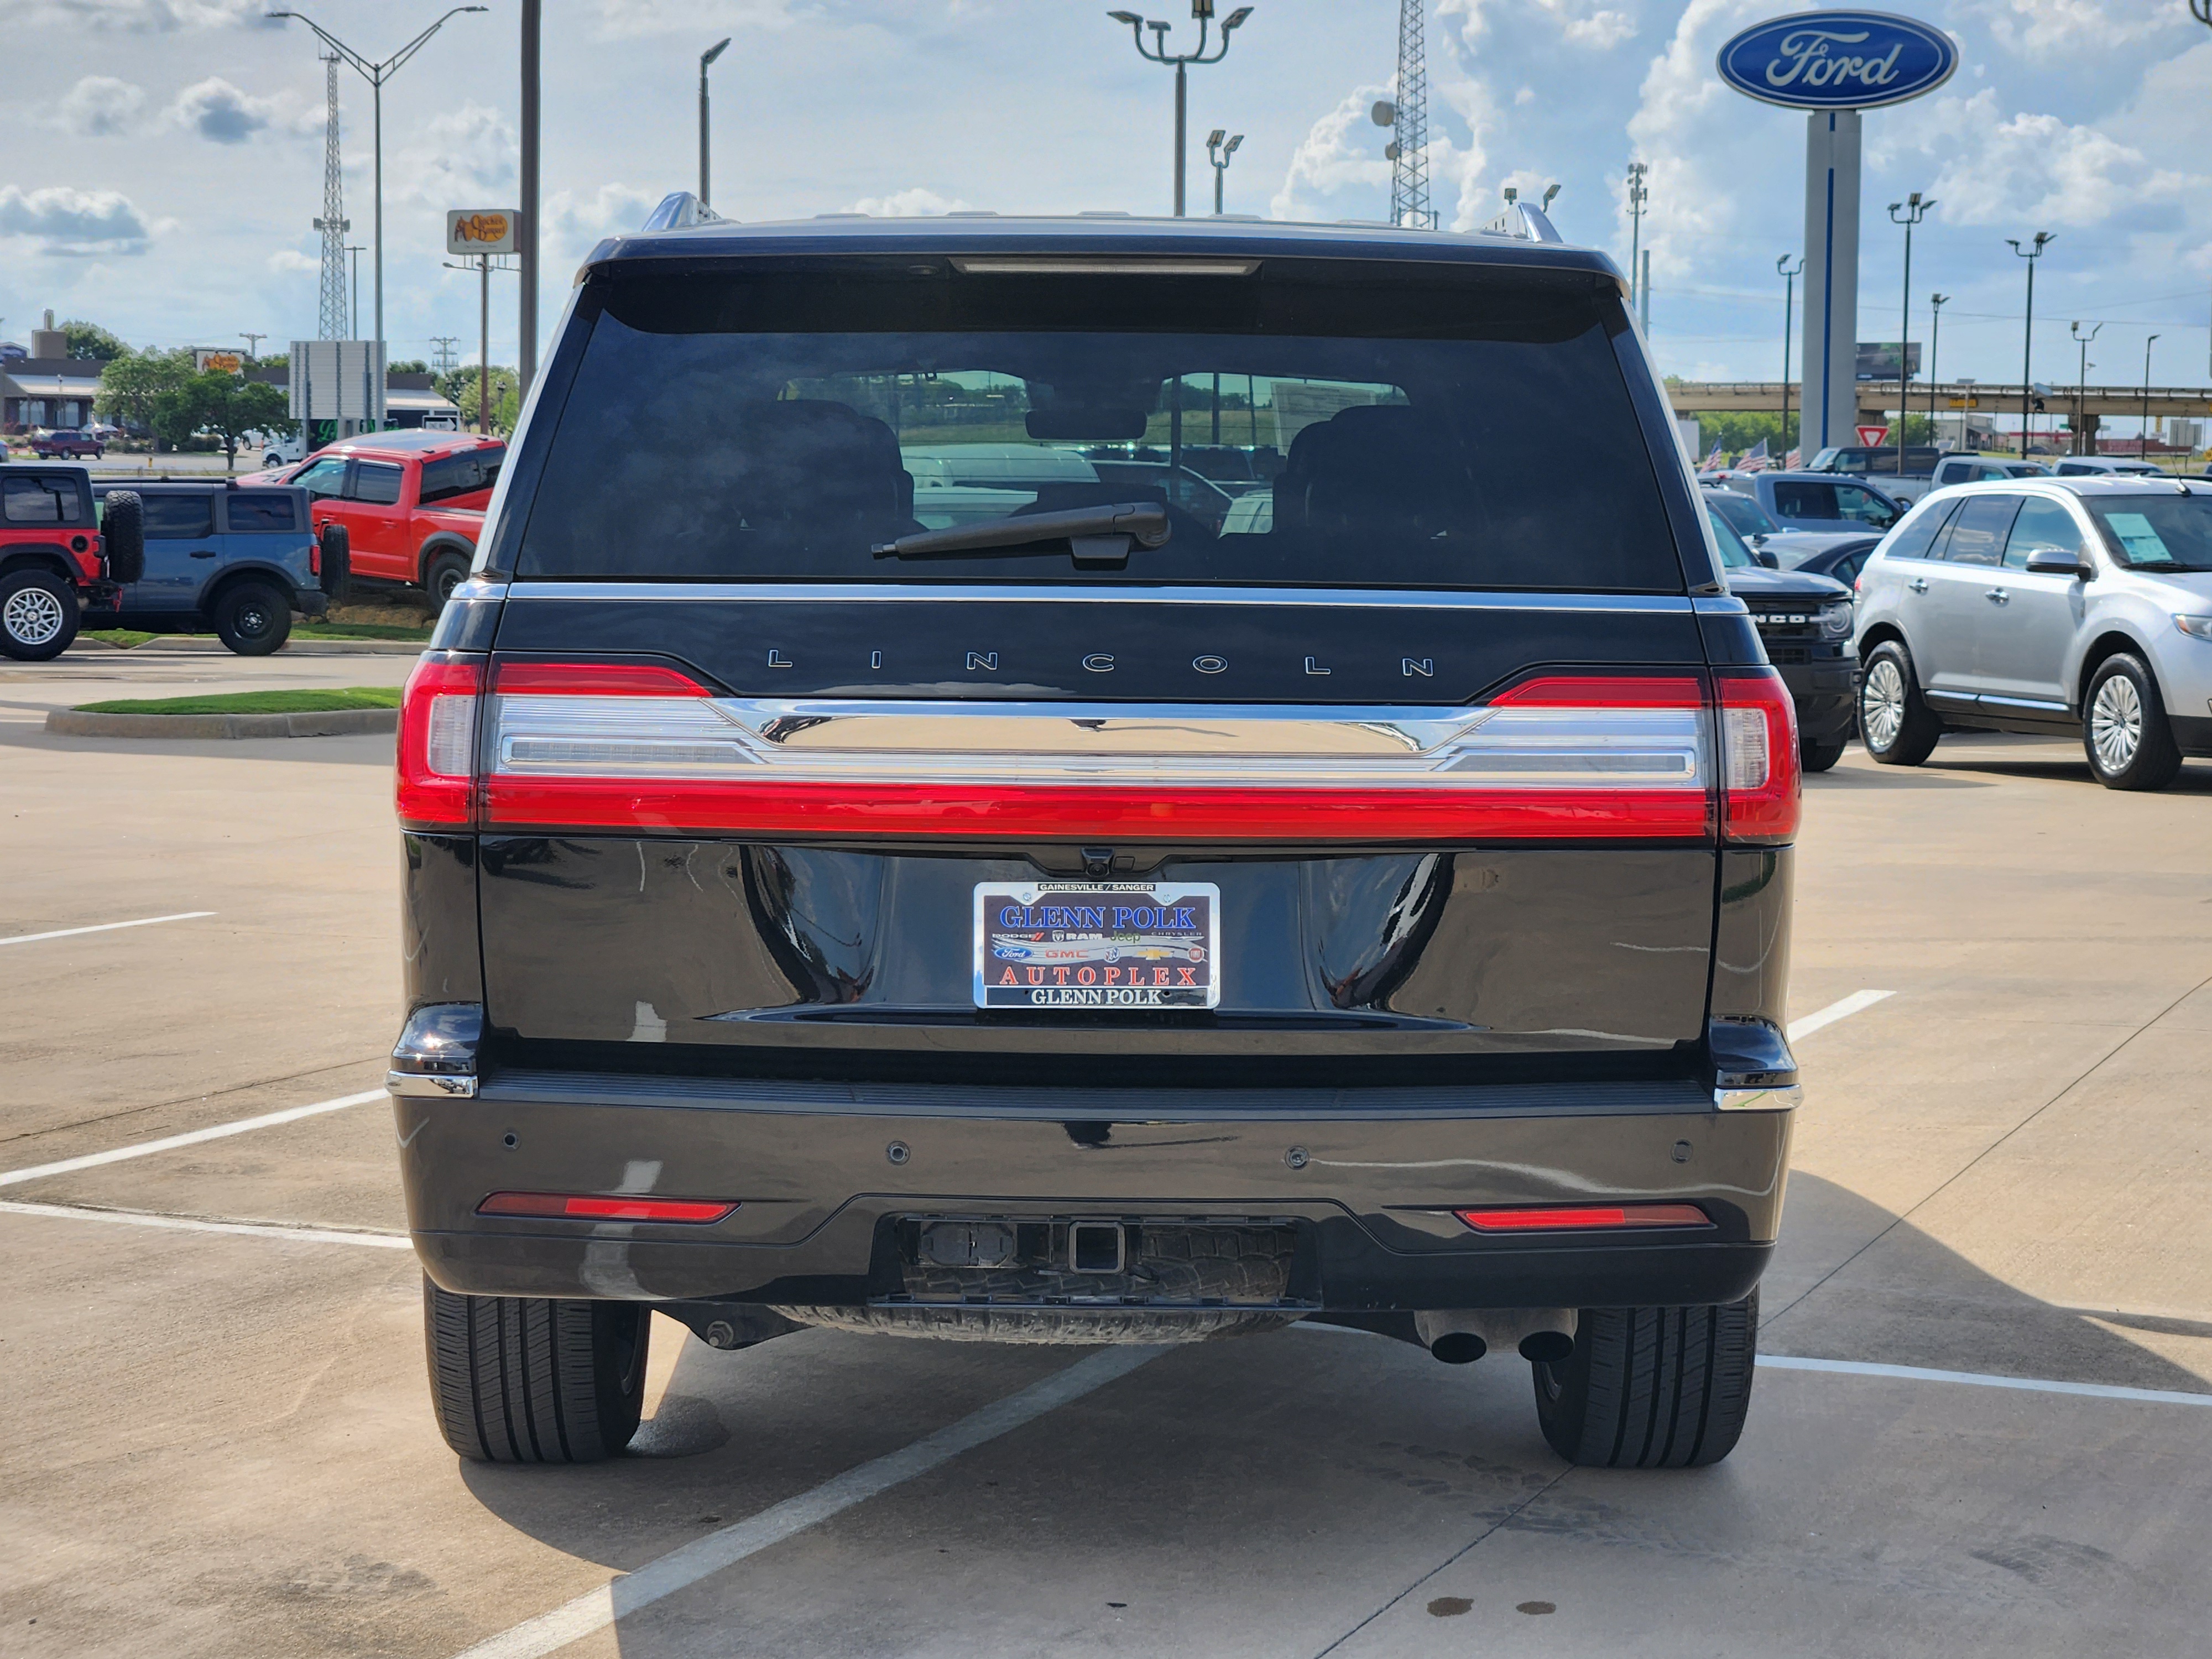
(388, 1070, 478, 1099)
(1713, 1083, 1801, 1112)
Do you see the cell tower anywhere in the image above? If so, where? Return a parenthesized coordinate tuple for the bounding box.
(312, 54, 350, 341)
(1391, 0, 1434, 229)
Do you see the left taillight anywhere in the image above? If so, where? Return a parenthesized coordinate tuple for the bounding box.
(397, 654, 484, 829)
(1716, 669, 1801, 844)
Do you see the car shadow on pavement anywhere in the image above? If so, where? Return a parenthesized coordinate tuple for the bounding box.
(444, 1170, 2210, 1659)
(1925, 755, 2212, 793)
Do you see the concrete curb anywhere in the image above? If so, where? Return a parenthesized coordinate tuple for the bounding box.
(103, 638, 428, 656)
(46, 707, 399, 739)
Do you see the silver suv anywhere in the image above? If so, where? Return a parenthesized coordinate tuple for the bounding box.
(1853, 477, 2212, 790)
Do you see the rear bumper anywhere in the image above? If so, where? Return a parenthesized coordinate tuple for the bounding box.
(397, 1072, 1791, 1312)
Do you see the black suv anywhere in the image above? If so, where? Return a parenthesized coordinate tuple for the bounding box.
(391, 205, 1802, 1470)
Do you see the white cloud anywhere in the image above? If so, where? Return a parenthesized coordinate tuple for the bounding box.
(847, 187, 973, 217)
(55, 76, 146, 137)
(169, 77, 278, 144)
(265, 248, 318, 274)
(20, 0, 271, 30)
(543, 182, 662, 260)
(1528, 0, 1635, 48)
(1955, 0, 2193, 58)
(0, 184, 152, 256)
(1270, 84, 1395, 222)
(1894, 88, 2197, 227)
(588, 0, 796, 38)
(392, 104, 518, 207)
(1620, 0, 1778, 278)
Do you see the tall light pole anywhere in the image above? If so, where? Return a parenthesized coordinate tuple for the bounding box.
(2070, 320, 2102, 457)
(2006, 231, 2054, 458)
(1626, 161, 1650, 321)
(1206, 129, 1243, 214)
(1887, 192, 1932, 473)
(1928, 293, 1948, 447)
(268, 8, 488, 382)
(700, 38, 732, 207)
(519, 0, 539, 397)
(1107, 3, 1255, 217)
(1778, 254, 1802, 459)
(2143, 333, 2161, 463)
(346, 243, 366, 339)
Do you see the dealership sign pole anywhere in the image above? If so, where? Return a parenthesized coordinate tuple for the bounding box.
(448, 210, 519, 435)
(1717, 12, 1958, 456)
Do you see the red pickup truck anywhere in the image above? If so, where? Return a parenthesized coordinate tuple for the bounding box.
(286, 431, 503, 606)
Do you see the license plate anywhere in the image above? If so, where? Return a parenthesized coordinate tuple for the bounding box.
(973, 882, 1220, 1010)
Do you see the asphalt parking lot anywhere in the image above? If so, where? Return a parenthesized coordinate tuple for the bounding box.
(4, 645, 2210, 1658)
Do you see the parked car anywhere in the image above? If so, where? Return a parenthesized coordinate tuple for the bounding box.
(1706, 504, 1856, 770)
(391, 204, 1803, 1471)
(30, 428, 104, 460)
(1721, 469, 1906, 535)
(1929, 456, 2049, 489)
(1777, 534, 1883, 589)
(2052, 456, 2167, 478)
(1803, 444, 1944, 503)
(259, 430, 311, 471)
(90, 481, 337, 654)
(289, 430, 502, 605)
(1853, 477, 2212, 789)
(1702, 485, 1875, 574)
(0, 466, 142, 660)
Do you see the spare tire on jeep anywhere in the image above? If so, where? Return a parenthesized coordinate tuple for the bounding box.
(318, 520, 352, 608)
(101, 490, 145, 585)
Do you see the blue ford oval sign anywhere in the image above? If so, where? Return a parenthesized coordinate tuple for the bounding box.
(1717, 10, 1958, 110)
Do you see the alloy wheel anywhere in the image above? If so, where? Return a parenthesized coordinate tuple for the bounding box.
(3, 586, 65, 648)
(2090, 672, 2143, 774)
(1862, 658, 1906, 750)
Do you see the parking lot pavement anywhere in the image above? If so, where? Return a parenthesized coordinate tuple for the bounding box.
(2, 694, 2209, 1657)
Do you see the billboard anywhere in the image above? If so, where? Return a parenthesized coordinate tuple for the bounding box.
(1715, 11, 1960, 111)
(1855, 341, 1922, 380)
(447, 210, 519, 255)
(193, 348, 244, 374)
(288, 340, 387, 423)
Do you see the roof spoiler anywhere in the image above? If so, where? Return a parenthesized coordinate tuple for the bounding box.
(640, 191, 729, 233)
(1481, 200, 1564, 245)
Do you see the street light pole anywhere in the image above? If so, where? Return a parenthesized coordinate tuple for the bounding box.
(1887, 192, 1932, 476)
(1207, 129, 1243, 214)
(1626, 161, 1649, 320)
(2070, 320, 2101, 457)
(700, 38, 732, 207)
(1777, 254, 1802, 458)
(1107, 3, 1255, 217)
(2006, 231, 2054, 458)
(519, 0, 539, 397)
(1928, 293, 1947, 448)
(346, 243, 365, 339)
(268, 7, 488, 395)
(2143, 333, 2161, 463)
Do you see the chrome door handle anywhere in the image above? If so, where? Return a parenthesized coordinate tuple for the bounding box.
(1907, 577, 1929, 593)
(1985, 588, 2009, 604)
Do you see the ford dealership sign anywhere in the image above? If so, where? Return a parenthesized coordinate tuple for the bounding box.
(1717, 11, 1958, 109)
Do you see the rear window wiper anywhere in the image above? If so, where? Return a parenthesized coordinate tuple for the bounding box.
(872, 502, 1170, 568)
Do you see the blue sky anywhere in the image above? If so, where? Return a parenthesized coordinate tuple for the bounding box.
(5, 0, 2208, 404)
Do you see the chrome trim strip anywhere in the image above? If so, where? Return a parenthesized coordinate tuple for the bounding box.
(1976, 693, 2070, 712)
(387, 1070, 478, 1098)
(1713, 1083, 1801, 1113)
(1692, 595, 1751, 615)
(500, 582, 1695, 614)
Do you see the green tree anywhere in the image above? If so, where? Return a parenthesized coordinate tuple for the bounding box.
(452, 367, 519, 434)
(61, 319, 132, 360)
(95, 347, 195, 444)
(197, 375, 292, 469)
(389, 358, 430, 374)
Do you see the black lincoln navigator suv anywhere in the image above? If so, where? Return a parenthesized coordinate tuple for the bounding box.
(391, 201, 1802, 1470)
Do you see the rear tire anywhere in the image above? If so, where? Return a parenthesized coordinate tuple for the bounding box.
(2083, 653, 2183, 792)
(422, 1278, 650, 1463)
(1857, 641, 1941, 766)
(1801, 737, 1847, 773)
(211, 579, 291, 656)
(1532, 1293, 1757, 1468)
(1, 568, 81, 662)
(422, 550, 470, 610)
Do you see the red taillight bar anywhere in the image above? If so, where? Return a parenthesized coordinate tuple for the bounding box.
(477, 1191, 738, 1223)
(1454, 1204, 1711, 1232)
(396, 654, 484, 830)
(494, 661, 712, 697)
(1491, 674, 1706, 708)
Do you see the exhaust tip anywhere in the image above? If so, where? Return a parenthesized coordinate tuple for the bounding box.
(1429, 1332, 1488, 1365)
(1517, 1331, 1575, 1364)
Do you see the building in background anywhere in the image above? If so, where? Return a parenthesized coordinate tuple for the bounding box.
(0, 324, 108, 431)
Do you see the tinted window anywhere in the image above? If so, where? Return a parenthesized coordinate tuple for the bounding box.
(2084, 495, 2212, 571)
(516, 267, 1686, 592)
(348, 461, 405, 505)
(142, 494, 214, 538)
(225, 493, 298, 532)
(294, 457, 349, 499)
(1705, 491, 1777, 536)
(1881, 499, 1959, 562)
(1771, 481, 1839, 521)
(1832, 483, 1897, 526)
(2002, 498, 2085, 570)
(3, 474, 84, 524)
(1705, 507, 1756, 570)
(1940, 495, 2021, 567)
(418, 449, 503, 504)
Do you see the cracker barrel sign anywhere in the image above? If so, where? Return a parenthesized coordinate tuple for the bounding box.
(446, 209, 519, 255)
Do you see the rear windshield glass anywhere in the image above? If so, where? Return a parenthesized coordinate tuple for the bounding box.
(420, 449, 502, 504)
(514, 265, 1683, 592)
(2085, 494, 2212, 571)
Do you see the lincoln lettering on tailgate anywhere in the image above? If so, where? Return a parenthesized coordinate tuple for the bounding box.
(974, 882, 1220, 1009)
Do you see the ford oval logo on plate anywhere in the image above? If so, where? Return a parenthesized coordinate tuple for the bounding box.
(1717, 9, 1958, 110)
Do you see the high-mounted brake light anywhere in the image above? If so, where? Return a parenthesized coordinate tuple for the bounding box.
(477, 1191, 738, 1223)
(396, 654, 484, 829)
(1715, 669, 1801, 844)
(1454, 1204, 1710, 1232)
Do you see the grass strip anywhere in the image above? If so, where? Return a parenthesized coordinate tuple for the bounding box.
(295, 622, 434, 641)
(73, 686, 402, 716)
(82, 629, 158, 649)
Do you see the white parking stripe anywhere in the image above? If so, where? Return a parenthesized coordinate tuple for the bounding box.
(0, 1088, 386, 1189)
(1760, 1354, 2212, 1408)
(450, 1346, 1164, 1659)
(1787, 988, 1894, 1043)
(0, 1198, 411, 1250)
(0, 911, 216, 947)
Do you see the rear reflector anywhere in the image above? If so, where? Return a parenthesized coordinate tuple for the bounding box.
(477, 1191, 738, 1223)
(396, 654, 484, 829)
(1715, 669, 1801, 844)
(1453, 1204, 1711, 1232)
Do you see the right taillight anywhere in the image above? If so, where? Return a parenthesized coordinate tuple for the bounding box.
(397, 654, 484, 829)
(1716, 669, 1800, 844)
